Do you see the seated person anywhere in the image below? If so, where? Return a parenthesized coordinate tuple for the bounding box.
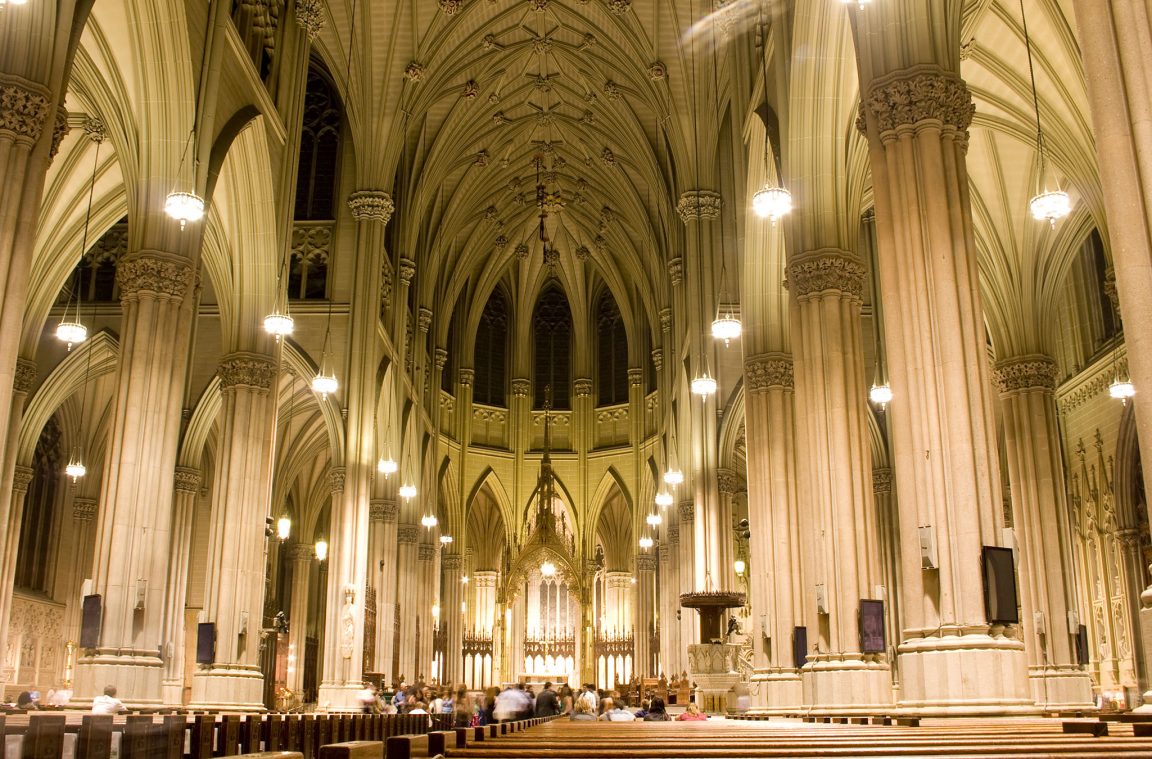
(569, 698, 597, 721)
(644, 696, 672, 721)
(92, 685, 128, 715)
(15, 691, 38, 710)
(599, 697, 636, 722)
(677, 702, 708, 721)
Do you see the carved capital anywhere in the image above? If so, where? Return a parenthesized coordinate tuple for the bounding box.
(295, 0, 326, 39)
(651, 348, 663, 372)
(573, 378, 593, 398)
(1104, 266, 1121, 320)
(659, 308, 672, 333)
(458, 368, 475, 386)
(994, 355, 1059, 394)
(116, 254, 195, 300)
(678, 501, 695, 522)
(329, 466, 346, 494)
(217, 352, 278, 391)
(13, 359, 37, 394)
(863, 67, 975, 139)
(511, 378, 531, 397)
(12, 465, 34, 494)
(434, 348, 448, 370)
(290, 542, 316, 561)
(676, 190, 722, 223)
(716, 468, 745, 495)
(744, 353, 793, 392)
(438, 0, 464, 14)
(72, 498, 98, 522)
(636, 553, 656, 572)
(347, 190, 395, 223)
(417, 543, 436, 561)
(48, 108, 70, 162)
(872, 467, 893, 495)
(442, 553, 462, 570)
(0, 75, 52, 146)
(785, 250, 866, 301)
(174, 467, 201, 494)
(667, 523, 679, 545)
(628, 368, 643, 387)
(667, 257, 683, 287)
(398, 258, 416, 286)
(398, 524, 419, 543)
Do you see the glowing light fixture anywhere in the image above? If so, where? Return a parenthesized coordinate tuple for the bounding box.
(1019, 0, 1070, 227)
(691, 373, 717, 398)
(540, 561, 557, 577)
(263, 311, 294, 340)
(377, 456, 398, 478)
(311, 372, 338, 399)
(638, 536, 654, 550)
(56, 321, 88, 351)
(840, 0, 872, 7)
(65, 457, 87, 482)
(1029, 191, 1071, 226)
(420, 513, 438, 528)
(277, 515, 292, 541)
(314, 538, 328, 561)
(711, 314, 742, 346)
(869, 384, 893, 408)
(734, 559, 746, 576)
(752, 186, 792, 224)
(1110, 379, 1136, 404)
(439, 534, 453, 544)
(165, 191, 205, 230)
(663, 469, 683, 487)
(646, 513, 663, 527)
(461, 575, 469, 584)
(400, 483, 418, 500)
(655, 491, 673, 508)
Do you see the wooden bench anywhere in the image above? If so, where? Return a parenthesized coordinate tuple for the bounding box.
(318, 741, 382, 758)
(1063, 720, 1109, 737)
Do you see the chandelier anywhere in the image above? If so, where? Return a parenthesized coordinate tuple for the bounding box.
(377, 456, 398, 477)
(646, 513, 663, 527)
(655, 491, 673, 508)
(638, 536, 654, 549)
(869, 384, 893, 408)
(663, 468, 683, 486)
(1020, 0, 1070, 226)
(58, 126, 105, 351)
(314, 538, 328, 561)
(692, 371, 718, 398)
(752, 186, 792, 224)
(400, 483, 418, 500)
(263, 311, 294, 340)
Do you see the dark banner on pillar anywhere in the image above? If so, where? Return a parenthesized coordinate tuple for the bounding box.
(792, 626, 807, 668)
(981, 546, 1020, 624)
(80, 595, 102, 649)
(859, 599, 885, 654)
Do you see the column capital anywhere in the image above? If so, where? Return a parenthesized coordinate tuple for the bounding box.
(347, 190, 395, 223)
(174, 467, 201, 493)
(294, 0, 326, 39)
(398, 524, 419, 543)
(217, 352, 278, 391)
(785, 249, 866, 301)
(14, 358, 37, 394)
(636, 554, 657, 572)
(628, 368, 643, 387)
(417, 307, 433, 333)
(659, 308, 672, 333)
(744, 353, 793, 392)
(398, 258, 416, 285)
(872, 467, 893, 495)
(48, 108, 70, 162)
(862, 65, 974, 140)
(12, 465, 33, 494)
(417, 543, 436, 561)
(716, 468, 745, 495)
(678, 501, 695, 522)
(116, 253, 195, 301)
(667, 257, 683, 286)
(993, 355, 1059, 394)
(573, 378, 593, 398)
(667, 522, 679, 545)
(370, 499, 399, 523)
(290, 542, 316, 561)
(72, 497, 98, 522)
(676, 190, 722, 222)
(434, 348, 448, 370)
(442, 553, 463, 570)
(0, 75, 52, 146)
(511, 378, 531, 397)
(650, 348, 663, 372)
(328, 466, 346, 494)
(458, 368, 475, 386)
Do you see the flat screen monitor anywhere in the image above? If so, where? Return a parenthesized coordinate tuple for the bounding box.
(859, 599, 885, 654)
(196, 622, 215, 665)
(792, 626, 808, 669)
(981, 546, 1020, 624)
(80, 594, 101, 649)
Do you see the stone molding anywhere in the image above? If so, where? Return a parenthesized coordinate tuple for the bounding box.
(398, 258, 416, 285)
(785, 250, 866, 301)
(573, 378, 593, 398)
(438, 0, 463, 14)
(290, 542, 315, 561)
(0, 75, 52, 146)
(676, 190, 722, 222)
(628, 368, 643, 387)
(116, 254, 195, 300)
(174, 467, 201, 493)
(12, 466, 34, 494)
(511, 378, 531, 397)
(1104, 267, 1121, 319)
(295, 0, 325, 39)
(72, 498, 98, 522)
(48, 108, 70, 161)
(872, 467, 893, 495)
(329, 467, 346, 494)
(667, 257, 683, 286)
(659, 308, 672, 332)
(458, 368, 475, 386)
(862, 66, 975, 139)
(441, 554, 462, 570)
(668, 523, 679, 544)
(347, 190, 395, 223)
(651, 348, 663, 372)
(14, 359, 37, 394)
(434, 348, 448, 370)
(398, 524, 419, 544)
(217, 352, 278, 391)
(994, 355, 1059, 394)
(417, 544, 435, 561)
(678, 501, 695, 522)
(716, 468, 745, 495)
(744, 353, 793, 392)
(418, 307, 433, 333)
(636, 554, 657, 572)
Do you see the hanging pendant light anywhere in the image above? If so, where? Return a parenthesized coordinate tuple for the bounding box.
(1019, 0, 1070, 227)
(711, 313, 741, 346)
(400, 483, 418, 500)
(439, 534, 453, 544)
(1110, 379, 1136, 404)
(56, 321, 88, 350)
(663, 468, 683, 486)
(869, 383, 893, 408)
(311, 371, 338, 399)
(314, 538, 329, 561)
(540, 561, 557, 577)
(420, 513, 438, 528)
(165, 191, 206, 230)
(264, 311, 295, 340)
(377, 456, 398, 477)
(1029, 191, 1071, 226)
(65, 456, 87, 482)
(752, 186, 792, 224)
(638, 536, 654, 549)
(692, 371, 717, 398)
(840, 0, 872, 8)
(277, 514, 292, 541)
(58, 129, 105, 351)
(655, 491, 673, 508)
(646, 513, 663, 527)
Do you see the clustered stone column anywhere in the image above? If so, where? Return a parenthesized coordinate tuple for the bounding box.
(287, 541, 314, 693)
(370, 499, 398, 678)
(742, 354, 802, 711)
(0, 465, 35, 674)
(871, 468, 901, 694)
(395, 524, 419, 681)
(994, 356, 1094, 709)
(440, 554, 464, 684)
(161, 467, 201, 705)
(787, 250, 889, 712)
(634, 553, 657, 677)
(416, 541, 437, 679)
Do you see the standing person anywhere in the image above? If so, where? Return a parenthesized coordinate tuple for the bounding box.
(453, 687, 474, 727)
(91, 685, 127, 715)
(558, 684, 574, 715)
(535, 681, 560, 717)
(493, 684, 519, 722)
(577, 683, 598, 713)
(356, 682, 377, 714)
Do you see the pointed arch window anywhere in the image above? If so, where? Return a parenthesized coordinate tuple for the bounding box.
(474, 289, 509, 406)
(16, 419, 62, 592)
(534, 286, 572, 409)
(596, 290, 628, 405)
(295, 65, 342, 221)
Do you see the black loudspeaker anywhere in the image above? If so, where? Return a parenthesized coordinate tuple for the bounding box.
(859, 599, 886, 654)
(196, 622, 216, 665)
(1075, 624, 1089, 666)
(792, 626, 808, 669)
(80, 594, 102, 649)
(981, 546, 1020, 624)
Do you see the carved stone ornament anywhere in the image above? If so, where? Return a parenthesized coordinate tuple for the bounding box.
(648, 61, 667, 81)
(785, 250, 866, 301)
(475, 150, 490, 167)
(659, 308, 672, 332)
(607, 0, 631, 13)
(678, 501, 695, 522)
(295, 0, 325, 40)
(398, 525, 419, 544)
(405, 62, 426, 82)
(511, 378, 531, 397)
(13, 359, 37, 394)
(417, 544, 435, 561)
(329, 467, 346, 494)
(398, 258, 416, 285)
(72, 498, 98, 522)
(668, 257, 683, 287)
(0, 76, 52, 145)
(174, 467, 201, 494)
(12, 466, 34, 494)
(600, 147, 617, 166)
(636, 554, 657, 572)
(463, 80, 479, 99)
(716, 468, 746, 496)
(603, 81, 622, 101)
(676, 190, 722, 223)
(573, 378, 593, 398)
(651, 348, 663, 372)
(515, 242, 529, 259)
(116, 255, 195, 300)
(217, 352, 278, 391)
(290, 542, 315, 561)
(1104, 266, 1121, 320)
(434, 348, 448, 370)
(994, 355, 1059, 394)
(347, 190, 395, 224)
(442, 554, 463, 570)
(863, 67, 975, 138)
(530, 0, 549, 10)
(628, 368, 643, 386)
(439, 0, 464, 14)
(872, 467, 893, 495)
(418, 307, 433, 333)
(48, 108, 70, 162)
(744, 353, 793, 392)
(458, 368, 475, 386)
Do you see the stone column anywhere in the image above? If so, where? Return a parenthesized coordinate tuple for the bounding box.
(287, 542, 314, 693)
(395, 524, 419, 681)
(743, 355, 802, 711)
(0, 464, 33, 675)
(1072, 1, 1152, 710)
(872, 468, 901, 696)
(994, 356, 1095, 709)
(473, 571, 498, 637)
(677, 501, 697, 654)
(416, 541, 437, 680)
(370, 499, 398, 679)
(63, 497, 100, 638)
(161, 468, 201, 705)
(635, 553, 656, 677)
(441, 553, 463, 684)
(853, 53, 1030, 711)
(75, 251, 197, 707)
(190, 353, 278, 710)
(715, 469, 743, 591)
(604, 571, 633, 635)
(511, 378, 532, 451)
(658, 541, 680, 676)
(787, 251, 890, 712)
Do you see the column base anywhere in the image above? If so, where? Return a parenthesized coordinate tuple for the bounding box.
(189, 665, 266, 711)
(748, 668, 803, 714)
(801, 654, 892, 714)
(692, 672, 741, 713)
(1028, 665, 1096, 711)
(897, 630, 1036, 715)
(161, 678, 186, 707)
(74, 651, 164, 708)
(317, 682, 366, 712)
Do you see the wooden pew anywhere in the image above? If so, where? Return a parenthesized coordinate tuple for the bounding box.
(317, 741, 382, 758)
(75, 714, 113, 759)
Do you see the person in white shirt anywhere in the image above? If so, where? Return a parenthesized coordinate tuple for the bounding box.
(598, 697, 636, 722)
(91, 685, 127, 715)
